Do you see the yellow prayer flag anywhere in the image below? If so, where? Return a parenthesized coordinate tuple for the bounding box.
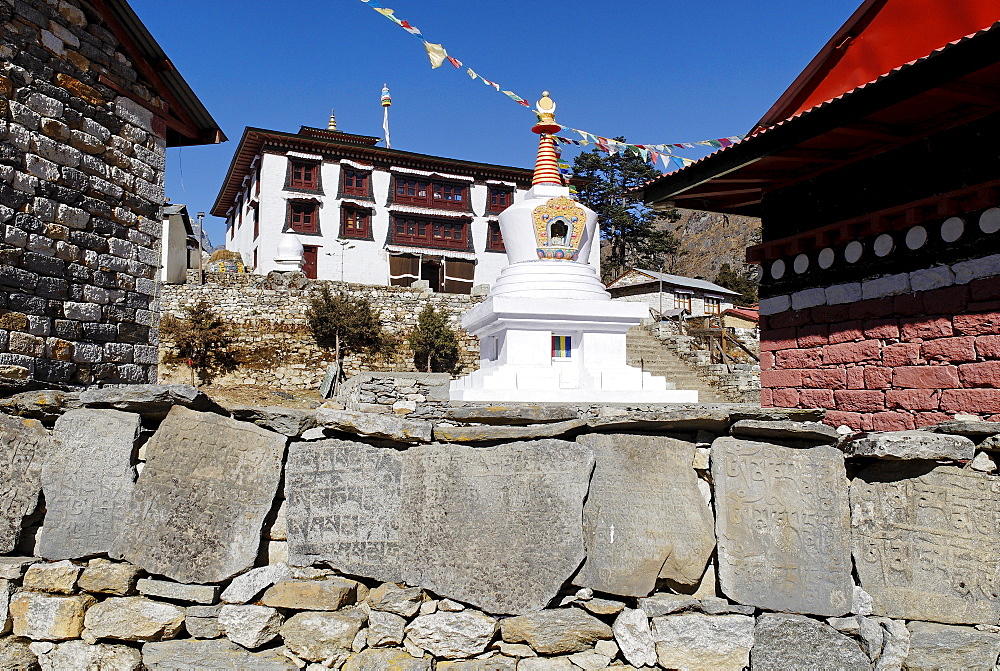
(423, 41, 448, 69)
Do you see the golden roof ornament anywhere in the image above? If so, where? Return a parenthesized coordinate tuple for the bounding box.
(532, 91, 561, 135)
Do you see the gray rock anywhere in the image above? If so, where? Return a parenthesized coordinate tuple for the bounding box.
(77, 559, 141, 596)
(852, 462, 1000, 624)
(368, 583, 423, 618)
(79, 384, 224, 420)
(401, 440, 594, 615)
(367, 609, 406, 647)
(110, 406, 286, 583)
(728, 406, 827, 423)
(22, 561, 80, 594)
(343, 648, 431, 670)
(33, 640, 141, 671)
(0, 390, 77, 423)
(219, 604, 283, 649)
(285, 440, 402, 582)
(141, 638, 298, 669)
(751, 613, 868, 670)
(712, 437, 853, 617)
(586, 406, 734, 433)
(827, 615, 884, 659)
(579, 597, 624, 616)
(928, 420, 1000, 440)
(638, 593, 700, 617)
(517, 657, 575, 670)
(82, 597, 185, 642)
(0, 415, 49, 553)
(260, 577, 358, 610)
(9, 593, 95, 641)
(730, 419, 840, 443)
(852, 586, 874, 616)
(137, 579, 218, 604)
(970, 451, 997, 472)
(185, 605, 223, 639)
(228, 406, 318, 436)
(405, 611, 498, 659)
(444, 405, 579, 425)
(651, 613, 754, 670)
(846, 430, 975, 460)
(0, 637, 39, 670)
(901, 622, 996, 670)
(437, 657, 517, 670)
(315, 409, 432, 443)
(0, 557, 35, 580)
(699, 597, 755, 616)
(280, 608, 367, 663)
(875, 617, 910, 671)
(39, 409, 139, 560)
(612, 608, 656, 667)
(500, 609, 611, 655)
(573, 434, 714, 596)
(221, 564, 291, 604)
(0, 580, 11, 634)
(432, 419, 586, 443)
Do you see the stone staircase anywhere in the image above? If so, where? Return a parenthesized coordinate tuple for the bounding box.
(627, 325, 762, 403)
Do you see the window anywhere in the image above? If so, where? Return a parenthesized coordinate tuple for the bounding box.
(253, 247, 258, 269)
(486, 221, 505, 252)
(705, 297, 721, 315)
(342, 169, 369, 197)
(488, 187, 513, 213)
(674, 294, 692, 312)
(394, 177, 467, 209)
(289, 201, 318, 234)
(392, 216, 468, 249)
(254, 164, 261, 196)
(252, 204, 259, 240)
(552, 335, 572, 359)
(342, 207, 370, 239)
(289, 161, 318, 190)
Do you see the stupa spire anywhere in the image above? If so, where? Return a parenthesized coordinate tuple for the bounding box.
(327, 109, 337, 131)
(531, 91, 563, 187)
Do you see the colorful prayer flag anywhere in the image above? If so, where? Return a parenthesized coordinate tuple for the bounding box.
(423, 41, 448, 68)
(447, 56, 462, 68)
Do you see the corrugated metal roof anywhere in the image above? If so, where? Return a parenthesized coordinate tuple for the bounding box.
(610, 269, 741, 296)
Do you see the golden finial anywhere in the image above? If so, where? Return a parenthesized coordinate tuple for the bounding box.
(532, 91, 561, 135)
(327, 109, 337, 131)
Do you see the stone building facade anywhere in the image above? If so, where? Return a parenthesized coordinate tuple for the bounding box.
(607, 268, 740, 319)
(0, 0, 222, 389)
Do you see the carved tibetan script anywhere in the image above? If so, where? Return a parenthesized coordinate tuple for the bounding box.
(852, 463, 1000, 625)
(711, 438, 852, 617)
(0, 414, 48, 553)
(285, 439, 402, 582)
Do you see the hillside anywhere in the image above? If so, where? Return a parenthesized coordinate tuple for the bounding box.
(665, 209, 762, 280)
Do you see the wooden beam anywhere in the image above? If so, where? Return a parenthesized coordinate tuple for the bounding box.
(674, 187, 762, 199)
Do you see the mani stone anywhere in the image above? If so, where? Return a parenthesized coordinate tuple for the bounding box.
(315, 408, 432, 443)
(141, 638, 298, 670)
(400, 440, 595, 615)
(38, 409, 140, 560)
(0, 414, 49, 553)
(136, 579, 218, 604)
(904, 621, 1000, 669)
(845, 430, 975, 460)
(711, 437, 853, 617)
(651, 613, 754, 670)
(852, 462, 1000, 624)
(751, 613, 868, 670)
(573, 433, 714, 596)
(110, 406, 286, 584)
(500, 609, 612, 655)
(285, 439, 403, 582)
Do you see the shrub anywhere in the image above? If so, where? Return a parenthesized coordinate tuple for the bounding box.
(159, 300, 238, 385)
(409, 305, 459, 373)
(307, 287, 389, 390)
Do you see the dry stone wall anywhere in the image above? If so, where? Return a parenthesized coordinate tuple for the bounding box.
(1, 387, 1000, 668)
(158, 273, 482, 388)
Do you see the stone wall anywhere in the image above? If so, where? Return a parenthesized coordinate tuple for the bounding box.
(649, 324, 762, 403)
(1, 385, 999, 668)
(158, 273, 482, 388)
(0, 0, 168, 388)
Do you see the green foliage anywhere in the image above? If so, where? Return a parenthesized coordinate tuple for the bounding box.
(160, 300, 238, 385)
(409, 305, 459, 373)
(714, 263, 759, 306)
(573, 139, 682, 282)
(307, 287, 388, 360)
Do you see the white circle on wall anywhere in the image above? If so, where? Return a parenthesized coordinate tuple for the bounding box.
(793, 254, 809, 274)
(941, 216, 964, 242)
(980, 208, 1000, 234)
(874, 234, 894, 257)
(905, 225, 927, 250)
(770, 259, 786, 280)
(845, 241, 864, 263)
(818, 247, 835, 269)
(752, 264, 763, 283)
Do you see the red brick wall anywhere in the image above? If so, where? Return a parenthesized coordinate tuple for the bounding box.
(760, 277, 1000, 430)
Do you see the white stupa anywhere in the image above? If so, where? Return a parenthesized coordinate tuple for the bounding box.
(450, 93, 698, 403)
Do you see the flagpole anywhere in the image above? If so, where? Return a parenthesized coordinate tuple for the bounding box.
(381, 83, 392, 149)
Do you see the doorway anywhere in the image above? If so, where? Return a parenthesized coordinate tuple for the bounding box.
(420, 259, 441, 292)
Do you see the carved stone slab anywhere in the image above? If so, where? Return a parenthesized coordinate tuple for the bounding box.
(711, 437, 852, 616)
(0, 414, 49, 553)
(400, 440, 594, 615)
(573, 433, 714, 597)
(285, 439, 402, 582)
(110, 406, 286, 583)
(852, 462, 1000, 624)
(38, 409, 141, 560)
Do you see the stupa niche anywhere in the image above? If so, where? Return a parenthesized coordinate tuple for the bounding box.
(449, 94, 698, 403)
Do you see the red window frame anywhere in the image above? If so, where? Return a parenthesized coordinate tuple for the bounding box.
(342, 169, 369, 197)
(252, 203, 259, 240)
(488, 187, 513, 213)
(486, 221, 505, 252)
(342, 208, 370, 239)
(289, 201, 318, 234)
(289, 161, 319, 190)
(394, 177, 467, 209)
(393, 216, 468, 249)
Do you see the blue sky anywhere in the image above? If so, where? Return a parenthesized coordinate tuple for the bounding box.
(130, 0, 861, 244)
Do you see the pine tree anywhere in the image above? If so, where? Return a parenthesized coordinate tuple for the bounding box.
(714, 263, 759, 306)
(409, 305, 459, 373)
(573, 139, 682, 282)
(159, 300, 238, 385)
(307, 287, 388, 388)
